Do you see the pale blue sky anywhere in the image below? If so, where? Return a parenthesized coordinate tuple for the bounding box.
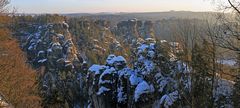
(11, 0, 217, 13)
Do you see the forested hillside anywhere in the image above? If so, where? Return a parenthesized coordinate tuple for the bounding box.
(0, 1, 41, 107)
(8, 13, 237, 107)
(0, 0, 239, 108)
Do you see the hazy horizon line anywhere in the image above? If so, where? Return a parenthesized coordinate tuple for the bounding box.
(15, 10, 220, 15)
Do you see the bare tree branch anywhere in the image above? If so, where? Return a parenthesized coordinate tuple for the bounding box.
(228, 0, 240, 15)
(0, 0, 9, 14)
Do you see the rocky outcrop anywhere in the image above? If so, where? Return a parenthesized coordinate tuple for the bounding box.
(23, 22, 88, 108)
(143, 21, 155, 39)
(113, 19, 155, 44)
(68, 19, 129, 64)
(115, 19, 141, 42)
(15, 17, 236, 108)
(87, 38, 191, 108)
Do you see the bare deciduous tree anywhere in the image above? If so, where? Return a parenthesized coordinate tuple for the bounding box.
(0, 0, 9, 14)
(211, 0, 240, 52)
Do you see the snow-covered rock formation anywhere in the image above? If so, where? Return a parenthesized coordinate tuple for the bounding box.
(18, 19, 234, 108)
(23, 22, 88, 107)
(86, 38, 191, 108)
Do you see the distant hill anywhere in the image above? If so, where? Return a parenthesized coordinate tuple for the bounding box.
(15, 11, 223, 26)
(118, 11, 220, 20)
(62, 11, 218, 21)
(62, 11, 222, 26)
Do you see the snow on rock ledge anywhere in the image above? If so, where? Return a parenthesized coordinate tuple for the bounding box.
(134, 81, 154, 102)
(88, 64, 106, 75)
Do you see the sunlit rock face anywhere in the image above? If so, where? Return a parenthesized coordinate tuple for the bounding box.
(115, 19, 140, 43)
(113, 19, 155, 45)
(95, 20, 110, 29)
(66, 19, 131, 64)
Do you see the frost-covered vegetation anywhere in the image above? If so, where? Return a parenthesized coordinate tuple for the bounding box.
(0, 0, 239, 107)
(10, 14, 237, 107)
(0, 0, 240, 108)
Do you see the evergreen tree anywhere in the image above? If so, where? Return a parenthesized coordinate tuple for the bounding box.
(191, 42, 212, 107)
(233, 52, 240, 107)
